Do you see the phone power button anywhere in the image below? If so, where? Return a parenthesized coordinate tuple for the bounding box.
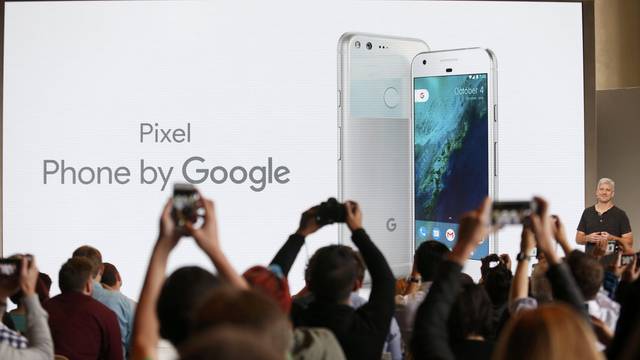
(337, 90, 342, 109)
(337, 126, 342, 160)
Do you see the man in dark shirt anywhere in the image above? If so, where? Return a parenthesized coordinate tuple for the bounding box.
(286, 201, 395, 360)
(44, 257, 123, 360)
(576, 178, 633, 254)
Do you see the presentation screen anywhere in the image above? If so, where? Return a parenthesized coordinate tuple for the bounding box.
(3, 0, 584, 298)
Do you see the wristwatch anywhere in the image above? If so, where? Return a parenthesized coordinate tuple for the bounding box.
(516, 252, 530, 261)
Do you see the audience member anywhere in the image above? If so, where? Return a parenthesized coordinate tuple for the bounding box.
(9, 273, 50, 334)
(179, 326, 281, 360)
(45, 257, 123, 360)
(72, 245, 135, 355)
(191, 287, 292, 357)
(289, 201, 396, 360)
(448, 284, 494, 359)
(493, 303, 603, 360)
(0, 255, 53, 359)
(102, 262, 137, 309)
(131, 196, 248, 360)
(566, 250, 620, 336)
(395, 240, 450, 343)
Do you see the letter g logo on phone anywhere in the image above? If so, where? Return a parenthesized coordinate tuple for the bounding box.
(415, 89, 429, 102)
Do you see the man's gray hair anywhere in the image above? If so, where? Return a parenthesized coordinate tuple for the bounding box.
(597, 177, 615, 191)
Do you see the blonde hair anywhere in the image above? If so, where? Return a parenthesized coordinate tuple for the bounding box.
(493, 303, 603, 360)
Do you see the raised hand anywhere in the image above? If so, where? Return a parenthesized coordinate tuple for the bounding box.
(345, 200, 363, 232)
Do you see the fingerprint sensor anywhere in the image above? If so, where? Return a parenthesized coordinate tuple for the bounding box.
(383, 87, 399, 109)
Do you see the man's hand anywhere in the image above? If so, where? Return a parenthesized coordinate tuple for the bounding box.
(499, 254, 512, 271)
(530, 197, 560, 264)
(590, 316, 614, 347)
(608, 252, 626, 278)
(622, 256, 640, 283)
(157, 199, 181, 252)
(295, 205, 322, 237)
(481, 253, 500, 278)
(586, 232, 603, 243)
(551, 215, 572, 255)
(186, 198, 219, 254)
(20, 256, 39, 297)
(449, 197, 491, 266)
(521, 226, 536, 255)
(345, 201, 363, 232)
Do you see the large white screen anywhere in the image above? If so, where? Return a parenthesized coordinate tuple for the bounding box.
(3, 0, 584, 299)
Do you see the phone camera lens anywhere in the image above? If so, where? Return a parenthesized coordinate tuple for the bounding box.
(422, 59, 427, 65)
(366, 42, 372, 50)
(354, 41, 361, 49)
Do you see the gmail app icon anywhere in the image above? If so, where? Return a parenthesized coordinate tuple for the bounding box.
(445, 228, 455, 242)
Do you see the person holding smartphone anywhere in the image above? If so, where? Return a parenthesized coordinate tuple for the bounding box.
(0, 256, 53, 359)
(576, 178, 633, 254)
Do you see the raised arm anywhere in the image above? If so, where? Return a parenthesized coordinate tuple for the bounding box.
(346, 201, 395, 332)
(187, 198, 248, 289)
(270, 206, 322, 276)
(509, 227, 535, 312)
(412, 198, 491, 360)
(131, 200, 180, 360)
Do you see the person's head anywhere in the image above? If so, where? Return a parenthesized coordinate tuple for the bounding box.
(243, 265, 291, 314)
(179, 326, 282, 360)
(567, 250, 604, 301)
(494, 303, 603, 360)
(59, 257, 94, 295)
(414, 240, 451, 282)
(448, 284, 493, 341)
(307, 245, 359, 303)
(596, 178, 615, 203)
(72, 245, 103, 281)
(157, 266, 221, 347)
(191, 287, 292, 356)
(101, 262, 122, 290)
(483, 265, 513, 307)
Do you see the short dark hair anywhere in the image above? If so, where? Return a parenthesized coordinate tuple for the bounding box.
(567, 250, 603, 300)
(307, 245, 358, 302)
(72, 245, 102, 277)
(483, 265, 513, 306)
(101, 262, 120, 287)
(157, 266, 221, 347)
(191, 287, 292, 355)
(59, 257, 93, 293)
(415, 241, 450, 281)
(448, 284, 493, 340)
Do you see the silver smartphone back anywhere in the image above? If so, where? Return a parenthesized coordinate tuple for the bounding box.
(337, 33, 429, 277)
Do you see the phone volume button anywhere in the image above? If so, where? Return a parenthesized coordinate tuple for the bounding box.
(337, 126, 342, 160)
(493, 104, 497, 122)
(337, 90, 342, 109)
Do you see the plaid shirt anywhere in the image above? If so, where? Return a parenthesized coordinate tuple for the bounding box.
(0, 323, 28, 349)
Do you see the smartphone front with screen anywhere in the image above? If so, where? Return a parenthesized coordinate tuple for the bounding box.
(412, 48, 497, 260)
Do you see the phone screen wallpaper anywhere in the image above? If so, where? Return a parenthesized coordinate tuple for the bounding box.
(414, 73, 489, 259)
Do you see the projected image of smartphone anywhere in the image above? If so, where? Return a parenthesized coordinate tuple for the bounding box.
(491, 201, 537, 226)
(412, 48, 497, 260)
(338, 33, 429, 276)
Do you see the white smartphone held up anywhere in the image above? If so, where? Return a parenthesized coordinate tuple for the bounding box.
(412, 48, 498, 260)
(338, 33, 429, 276)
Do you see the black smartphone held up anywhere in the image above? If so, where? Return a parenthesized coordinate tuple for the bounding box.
(491, 201, 537, 226)
(171, 183, 201, 228)
(0, 258, 21, 290)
